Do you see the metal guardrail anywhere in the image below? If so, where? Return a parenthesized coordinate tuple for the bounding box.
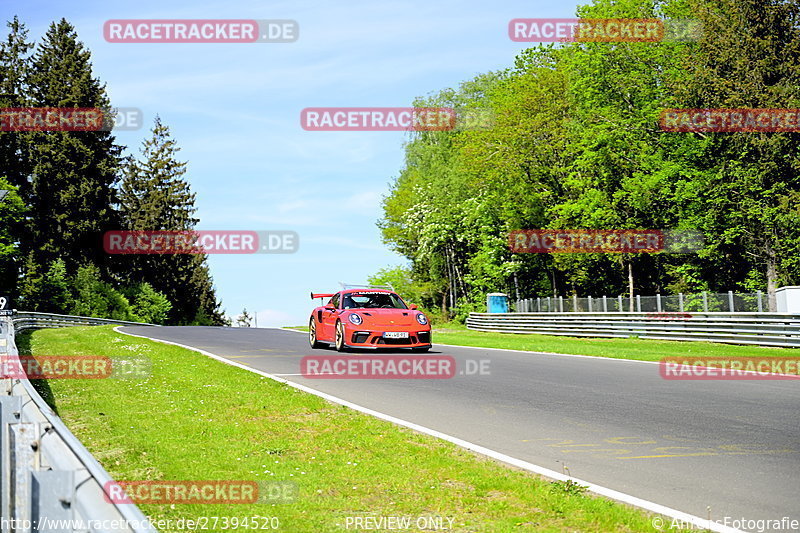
(1, 312, 158, 533)
(13, 311, 155, 332)
(466, 312, 800, 348)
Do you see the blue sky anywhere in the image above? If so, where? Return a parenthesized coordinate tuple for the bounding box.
(13, 0, 581, 326)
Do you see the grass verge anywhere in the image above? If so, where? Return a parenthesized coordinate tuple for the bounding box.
(431, 323, 794, 364)
(21, 325, 692, 532)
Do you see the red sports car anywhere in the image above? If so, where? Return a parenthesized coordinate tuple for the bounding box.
(308, 286, 431, 351)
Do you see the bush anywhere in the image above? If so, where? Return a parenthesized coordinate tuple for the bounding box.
(453, 298, 483, 324)
(19, 257, 74, 313)
(124, 283, 172, 324)
(71, 265, 137, 321)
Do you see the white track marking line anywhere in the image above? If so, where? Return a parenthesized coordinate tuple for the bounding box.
(116, 326, 744, 533)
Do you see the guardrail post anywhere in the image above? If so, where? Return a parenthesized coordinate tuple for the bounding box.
(636, 295, 641, 313)
(573, 294, 578, 313)
(537, 298, 541, 312)
(757, 290, 763, 312)
(559, 296, 563, 312)
(1, 396, 22, 523)
(656, 294, 662, 312)
(728, 291, 735, 312)
(588, 296, 593, 312)
(32, 471, 74, 529)
(679, 293, 684, 312)
(10, 422, 36, 531)
(618, 295, 623, 312)
(602, 296, 608, 312)
(547, 297, 551, 312)
(703, 291, 708, 312)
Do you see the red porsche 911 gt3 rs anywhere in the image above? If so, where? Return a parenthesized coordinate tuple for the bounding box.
(308, 286, 431, 352)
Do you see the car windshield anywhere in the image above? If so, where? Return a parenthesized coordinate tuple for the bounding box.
(342, 292, 407, 309)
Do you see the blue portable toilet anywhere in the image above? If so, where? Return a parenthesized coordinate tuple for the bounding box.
(487, 293, 509, 313)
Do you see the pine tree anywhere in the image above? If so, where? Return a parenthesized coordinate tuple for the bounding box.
(118, 116, 224, 324)
(0, 16, 34, 199)
(237, 308, 252, 327)
(25, 18, 121, 273)
(0, 178, 26, 297)
(119, 116, 196, 231)
(38, 258, 73, 313)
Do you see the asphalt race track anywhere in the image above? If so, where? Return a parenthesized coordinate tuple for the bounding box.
(120, 326, 800, 527)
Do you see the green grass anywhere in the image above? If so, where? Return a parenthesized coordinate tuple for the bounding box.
(22, 326, 693, 532)
(430, 322, 793, 364)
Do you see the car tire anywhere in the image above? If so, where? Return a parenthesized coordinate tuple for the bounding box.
(334, 321, 348, 352)
(412, 346, 431, 353)
(309, 318, 323, 349)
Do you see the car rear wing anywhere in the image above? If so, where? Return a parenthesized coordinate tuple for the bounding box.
(338, 282, 395, 291)
(311, 292, 335, 300)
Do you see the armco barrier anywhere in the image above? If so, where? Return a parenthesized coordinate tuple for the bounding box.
(466, 312, 800, 348)
(12, 311, 154, 332)
(1, 312, 158, 532)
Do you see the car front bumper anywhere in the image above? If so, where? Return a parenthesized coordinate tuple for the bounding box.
(346, 329, 431, 348)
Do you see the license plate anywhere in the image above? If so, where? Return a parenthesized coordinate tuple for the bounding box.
(383, 332, 409, 339)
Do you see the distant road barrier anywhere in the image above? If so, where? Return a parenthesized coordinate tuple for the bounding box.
(466, 312, 800, 348)
(1, 311, 158, 532)
(12, 311, 155, 332)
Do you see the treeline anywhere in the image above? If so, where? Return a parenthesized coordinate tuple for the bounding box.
(0, 17, 225, 324)
(376, 0, 800, 320)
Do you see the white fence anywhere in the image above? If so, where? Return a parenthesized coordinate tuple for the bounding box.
(515, 291, 766, 313)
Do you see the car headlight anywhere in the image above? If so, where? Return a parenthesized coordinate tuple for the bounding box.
(416, 313, 428, 325)
(349, 313, 363, 325)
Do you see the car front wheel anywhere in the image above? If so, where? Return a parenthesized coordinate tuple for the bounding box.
(335, 321, 348, 352)
(309, 318, 323, 349)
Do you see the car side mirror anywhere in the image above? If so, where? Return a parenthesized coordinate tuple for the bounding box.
(324, 304, 336, 311)
(409, 304, 418, 310)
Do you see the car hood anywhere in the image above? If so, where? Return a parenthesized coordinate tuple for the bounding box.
(350, 308, 419, 327)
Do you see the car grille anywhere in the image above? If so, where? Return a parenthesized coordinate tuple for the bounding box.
(351, 332, 370, 344)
